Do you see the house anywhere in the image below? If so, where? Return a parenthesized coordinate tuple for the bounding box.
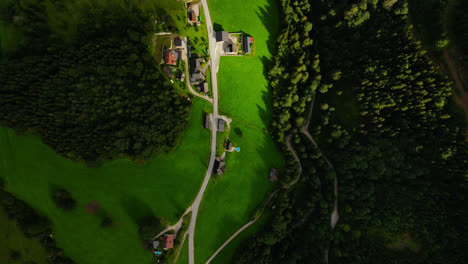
(216, 31, 229, 42)
(243, 36, 254, 53)
(164, 50, 176, 65)
(174, 37, 183, 48)
(217, 119, 225, 132)
(161, 234, 174, 250)
(213, 159, 226, 175)
(269, 168, 279, 182)
(191, 72, 205, 83)
(188, 10, 196, 22)
(190, 56, 206, 83)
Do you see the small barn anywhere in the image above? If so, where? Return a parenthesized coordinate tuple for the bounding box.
(217, 119, 225, 132)
(161, 234, 174, 250)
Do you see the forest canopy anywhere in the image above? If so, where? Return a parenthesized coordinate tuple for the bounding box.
(0, 0, 189, 163)
(235, 0, 468, 263)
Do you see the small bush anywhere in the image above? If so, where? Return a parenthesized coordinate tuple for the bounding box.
(52, 188, 77, 211)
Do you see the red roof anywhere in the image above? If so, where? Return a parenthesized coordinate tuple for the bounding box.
(250, 37, 254, 42)
(164, 50, 176, 65)
(161, 235, 174, 249)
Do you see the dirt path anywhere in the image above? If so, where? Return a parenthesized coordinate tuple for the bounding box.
(444, 49, 468, 119)
(154, 206, 192, 240)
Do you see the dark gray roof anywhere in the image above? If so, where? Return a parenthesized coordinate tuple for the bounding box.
(174, 37, 182, 47)
(243, 36, 253, 53)
(216, 31, 229, 42)
(217, 119, 225, 132)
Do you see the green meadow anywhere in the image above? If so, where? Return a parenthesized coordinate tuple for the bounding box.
(0, 99, 211, 264)
(193, 0, 283, 263)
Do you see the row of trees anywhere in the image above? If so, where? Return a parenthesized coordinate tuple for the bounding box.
(235, 0, 468, 263)
(0, 1, 191, 163)
(0, 179, 75, 264)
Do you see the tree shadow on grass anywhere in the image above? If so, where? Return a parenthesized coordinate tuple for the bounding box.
(256, 1, 280, 130)
(256, 1, 280, 56)
(121, 195, 154, 226)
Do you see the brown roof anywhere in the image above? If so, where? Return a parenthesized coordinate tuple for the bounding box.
(161, 235, 174, 249)
(164, 50, 176, 65)
(188, 11, 196, 22)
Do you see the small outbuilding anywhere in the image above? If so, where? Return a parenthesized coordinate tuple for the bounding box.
(203, 113, 212, 129)
(213, 159, 226, 175)
(269, 168, 278, 182)
(217, 119, 225, 132)
(216, 31, 229, 42)
(152, 240, 160, 249)
(203, 82, 209, 93)
(174, 37, 183, 48)
(243, 36, 254, 53)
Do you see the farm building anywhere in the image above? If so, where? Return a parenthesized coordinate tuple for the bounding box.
(243, 36, 254, 53)
(217, 119, 225, 132)
(161, 234, 174, 250)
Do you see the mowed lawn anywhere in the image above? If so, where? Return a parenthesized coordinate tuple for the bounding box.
(212, 0, 279, 128)
(194, 1, 282, 262)
(0, 99, 211, 264)
(195, 123, 282, 264)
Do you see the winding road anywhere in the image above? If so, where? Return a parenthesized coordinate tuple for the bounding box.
(187, 1, 221, 264)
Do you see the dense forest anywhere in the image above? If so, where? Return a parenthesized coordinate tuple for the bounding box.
(0, 0, 190, 163)
(235, 0, 468, 263)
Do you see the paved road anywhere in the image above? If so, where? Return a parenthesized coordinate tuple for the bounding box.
(188, 1, 220, 264)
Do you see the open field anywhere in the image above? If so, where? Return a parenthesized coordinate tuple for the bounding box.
(0, 99, 211, 264)
(191, 1, 283, 262)
(0, 206, 48, 264)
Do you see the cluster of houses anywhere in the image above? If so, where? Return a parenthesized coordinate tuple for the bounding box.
(215, 30, 254, 55)
(162, 37, 186, 82)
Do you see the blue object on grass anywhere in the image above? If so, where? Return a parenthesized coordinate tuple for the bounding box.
(235, 147, 240, 152)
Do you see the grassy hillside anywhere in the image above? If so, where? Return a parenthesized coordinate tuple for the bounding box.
(0, 99, 211, 264)
(193, 0, 283, 263)
(0, 207, 48, 264)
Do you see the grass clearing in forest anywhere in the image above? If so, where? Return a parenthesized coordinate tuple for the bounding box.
(194, 1, 283, 262)
(0, 98, 211, 264)
(0, 207, 48, 264)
